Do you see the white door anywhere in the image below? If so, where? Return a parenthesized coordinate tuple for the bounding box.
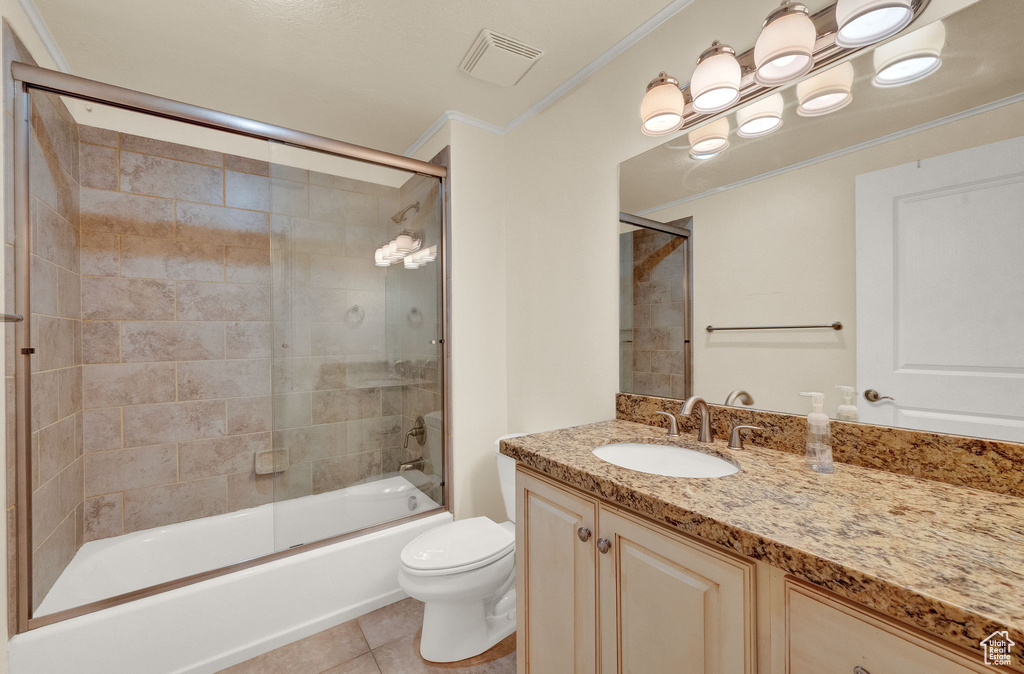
(856, 135, 1024, 441)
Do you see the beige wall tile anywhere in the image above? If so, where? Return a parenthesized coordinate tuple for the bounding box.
(83, 407, 123, 453)
(225, 470, 273, 511)
(32, 512, 75, 611)
(121, 321, 224, 362)
(57, 267, 81, 319)
(348, 416, 401, 453)
(82, 277, 175, 321)
(271, 178, 309, 217)
(81, 187, 174, 238)
(83, 362, 176, 408)
(225, 246, 270, 284)
(83, 493, 123, 541)
(119, 151, 222, 204)
(272, 392, 312, 430)
(57, 457, 83, 517)
(177, 358, 270, 400)
(309, 172, 379, 197)
(57, 365, 82, 419)
(179, 432, 270, 481)
(277, 215, 346, 257)
(36, 415, 76, 486)
(82, 321, 121, 364)
(225, 170, 270, 211)
(309, 185, 376, 223)
(312, 451, 381, 494)
(274, 421, 349, 464)
(224, 154, 270, 177)
(226, 395, 272, 434)
(31, 254, 59, 316)
(31, 315, 77, 372)
(79, 143, 118, 190)
(31, 94, 77, 181)
(123, 476, 227, 533)
(78, 125, 118, 148)
(31, 474, 62, 543)
(175, 201, 269, 248)
(270, 164, 307, 183)
(30, 134, 78, 225)
(120, 235, 224, 282)
(225, 322, 271, 359)
(119, 133, 222, 167)
(274, 357, 348, 394)
(311, 387, 381, 425)
(80, 231, 119, 277)
(123, 399, 225, 447)
(176, 281, 270, 321)
(84, 444, 178, 496)
(31, 369, 58, 429)
(33, 197, 79, 273)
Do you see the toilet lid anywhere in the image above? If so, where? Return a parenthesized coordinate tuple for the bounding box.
(401, 517, 514, 573)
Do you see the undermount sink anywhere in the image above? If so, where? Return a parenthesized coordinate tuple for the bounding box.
(593, 443, 739, 478)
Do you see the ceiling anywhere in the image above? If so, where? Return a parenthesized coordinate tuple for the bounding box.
(620, 0, 1022, 214)
(31, 0, 676, 154)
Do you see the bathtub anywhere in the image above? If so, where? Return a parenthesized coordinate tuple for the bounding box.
(10, 472, 451, 673)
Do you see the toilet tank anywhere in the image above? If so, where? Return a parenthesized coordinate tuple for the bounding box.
(494, 434, 527, 522)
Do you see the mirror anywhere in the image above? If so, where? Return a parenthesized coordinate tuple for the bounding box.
(619, 0, 1024, 442)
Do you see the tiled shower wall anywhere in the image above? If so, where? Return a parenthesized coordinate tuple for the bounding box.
(629, 229, 687, 398)
(75, 126, 427, 541)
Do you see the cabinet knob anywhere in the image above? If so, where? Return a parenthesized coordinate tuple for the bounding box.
(577, 527, 592, 542)
(597, 538, 612, 554)
(853, 667, 871, 674)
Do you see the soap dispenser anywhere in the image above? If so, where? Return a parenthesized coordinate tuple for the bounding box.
(799, 392, 834, 474)
(835, 385, 859, 422)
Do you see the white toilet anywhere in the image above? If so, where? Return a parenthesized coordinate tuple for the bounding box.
(398, 433, 525, 663)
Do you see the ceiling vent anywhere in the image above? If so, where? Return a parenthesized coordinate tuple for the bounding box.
(459, 30, 544, 87)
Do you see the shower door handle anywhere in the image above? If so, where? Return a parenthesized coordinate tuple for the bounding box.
(2, 314, 22, 322)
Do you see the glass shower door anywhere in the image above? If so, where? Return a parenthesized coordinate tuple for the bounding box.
(269, 146, 444, 552)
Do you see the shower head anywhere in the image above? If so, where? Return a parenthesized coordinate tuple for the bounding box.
(391, 201, 421, 224)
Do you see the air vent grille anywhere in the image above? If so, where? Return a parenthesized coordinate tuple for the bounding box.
(459, 29, 544, 87)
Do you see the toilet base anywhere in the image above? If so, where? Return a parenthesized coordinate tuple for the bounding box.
(418, 585, 516, 663)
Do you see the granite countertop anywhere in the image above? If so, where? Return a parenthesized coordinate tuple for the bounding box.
(500, 419, 1024, 660)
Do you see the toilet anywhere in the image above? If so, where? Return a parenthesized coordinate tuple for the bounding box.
(398, 433, 525, 663)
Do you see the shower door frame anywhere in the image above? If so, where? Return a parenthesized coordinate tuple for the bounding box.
(10, 62, 453, 633)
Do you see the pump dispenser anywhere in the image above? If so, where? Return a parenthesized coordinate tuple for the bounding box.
(799, 392, 834, 473)
(835, 385, 858, 422)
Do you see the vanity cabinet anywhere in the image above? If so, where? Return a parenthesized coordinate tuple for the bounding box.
(516, 467, 756, 673)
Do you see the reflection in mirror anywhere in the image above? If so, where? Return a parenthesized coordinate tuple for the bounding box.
(619, 0, 1024, 442)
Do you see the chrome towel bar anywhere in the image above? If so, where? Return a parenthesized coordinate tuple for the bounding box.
(706, 321, 842, 332)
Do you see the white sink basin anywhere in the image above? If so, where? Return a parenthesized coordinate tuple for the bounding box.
(593, 443, 739, 478)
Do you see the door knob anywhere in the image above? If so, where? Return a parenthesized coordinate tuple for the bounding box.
(597, 538, 612, 554)
(864, 389, 894, 402)
(577, 527, 592, 542)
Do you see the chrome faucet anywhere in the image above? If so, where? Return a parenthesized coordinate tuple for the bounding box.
(404, 415, 426, 449)
(654, 411, 680, 437)
(681, 396, 713, 443)
(399, 457, 425, 473)
(724, 389, 754, 407)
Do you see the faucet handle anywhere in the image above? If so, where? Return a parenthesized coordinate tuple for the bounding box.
(655, 411, 680, 438)
(728, 425, 762, 450)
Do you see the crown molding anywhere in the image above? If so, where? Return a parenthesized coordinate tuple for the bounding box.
(18, 0, 71, 72)
(635, 89, 1024, 217)
(405, 0, 697, 156)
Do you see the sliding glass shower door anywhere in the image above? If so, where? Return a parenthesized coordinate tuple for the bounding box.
(268, 146, 445, 551)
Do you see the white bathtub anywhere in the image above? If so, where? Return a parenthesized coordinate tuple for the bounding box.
(10, 473, 451, 673)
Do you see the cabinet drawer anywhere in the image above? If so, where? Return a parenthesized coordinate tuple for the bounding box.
(786, 580, 987, 674)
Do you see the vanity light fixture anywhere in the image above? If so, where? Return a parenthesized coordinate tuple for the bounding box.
(641, 72, 685, 136)
(796, 61, 854, 116)
(688, 117, 730, 159)
(754, 1, 817, 86)
(872, 20, 945, 87)
(403, 245, 438, 269)
(375, 232, 422, 267)
(690, 42, 742, 113)
(736, 93, 784, 138)
(835, 0, 913, 48)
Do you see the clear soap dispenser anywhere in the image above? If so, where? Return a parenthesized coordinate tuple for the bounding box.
(835, 385, 859, 422)
(799, 392, 834, 474)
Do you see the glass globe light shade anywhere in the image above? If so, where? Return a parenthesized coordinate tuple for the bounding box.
(835, 0, 913, 48)
(736, 93, 785, 138)
(796, 61, 854, 117)
(872, 20, 945, 87)
(688, 117, 730, 157)
(690, 43, 741, 114)
(754, 4, 816, 86)
(641, 73, 685, 136)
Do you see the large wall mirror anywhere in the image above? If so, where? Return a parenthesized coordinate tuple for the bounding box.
(619, 0, 1024, 443)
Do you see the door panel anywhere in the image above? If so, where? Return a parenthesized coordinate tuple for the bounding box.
(598, 507, 755, 674)
(516, 469, 598, 674)
(856, 136, 1024, 441)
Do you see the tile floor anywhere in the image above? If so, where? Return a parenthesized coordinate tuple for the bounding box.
(220, 598, 516, 673)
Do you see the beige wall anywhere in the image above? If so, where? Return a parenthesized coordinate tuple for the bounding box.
(646, 100, 1024, 415)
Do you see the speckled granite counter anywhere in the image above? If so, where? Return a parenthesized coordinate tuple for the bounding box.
(500, 419, 1024, 662)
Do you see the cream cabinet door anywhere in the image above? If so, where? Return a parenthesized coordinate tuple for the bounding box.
(598, 507, 756, 674)
(516, 468, 599, 674)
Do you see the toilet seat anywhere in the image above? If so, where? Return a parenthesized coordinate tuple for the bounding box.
(401, 517, 514, 576)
